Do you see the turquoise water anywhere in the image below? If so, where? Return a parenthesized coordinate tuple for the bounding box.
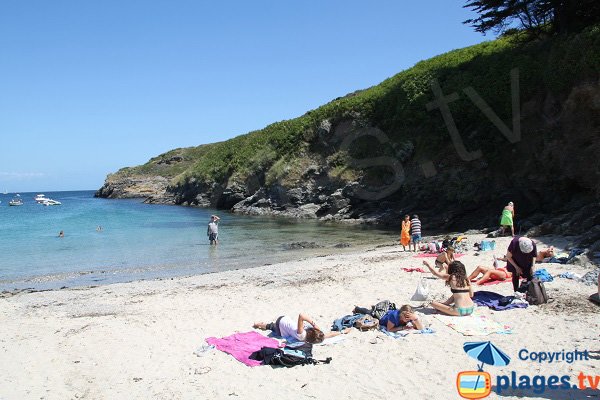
(0, 191, 395, 290)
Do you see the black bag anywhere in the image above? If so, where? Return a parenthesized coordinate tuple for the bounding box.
(250, 343, 331, 368)
(525, 278, 549, 305)
(371, 300, 397, 319)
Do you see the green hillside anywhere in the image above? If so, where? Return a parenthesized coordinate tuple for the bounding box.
(112, 25, 600, 189)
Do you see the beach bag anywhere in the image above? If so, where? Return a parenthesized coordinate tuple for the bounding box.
(411, 277, 429, 301)
(371, 300, 397, 319)
(354, 315, 379, 331)
(252, 344, 332, 367)
(480, 240, 496, 251)
(525, 279, 548, 305)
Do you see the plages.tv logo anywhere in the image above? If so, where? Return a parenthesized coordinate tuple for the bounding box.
(457, 341, 510, 399)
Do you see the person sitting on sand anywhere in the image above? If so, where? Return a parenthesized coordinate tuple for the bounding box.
(536, 246, 555, 262)
(500, 201, 515, 236)
(435, 246, 455, 272)
(424, 260, 474, 316)
(378, 304, 425, 332)
(253, 313, 349, 344)
(468, 256, 512, 285)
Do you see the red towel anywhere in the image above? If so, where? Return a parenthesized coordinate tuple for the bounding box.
(402, 267, 426, 273)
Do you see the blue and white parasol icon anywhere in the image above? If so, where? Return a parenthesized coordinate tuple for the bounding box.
(463, 341, 511, 371)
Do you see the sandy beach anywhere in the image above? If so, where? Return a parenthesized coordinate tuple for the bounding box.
(1, 234, 598, 400)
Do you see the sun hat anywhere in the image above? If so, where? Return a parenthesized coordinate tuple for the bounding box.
(518, 237, 534, 254)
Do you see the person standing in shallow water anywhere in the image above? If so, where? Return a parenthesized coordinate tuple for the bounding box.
(207, 215, 220, 246)
(500, 201, 515, 236)
(400, 215, 411, 251)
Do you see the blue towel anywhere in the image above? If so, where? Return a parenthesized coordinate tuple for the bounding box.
(379, 327, 435, 339)
(473, 291, 529, 311)
(533, 268, 553, 282)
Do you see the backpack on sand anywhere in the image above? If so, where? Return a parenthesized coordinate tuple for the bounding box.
(371, 300, 397, 319)
(251, 343, 331, 367)
(526, 278, 549, 305)
(354, 315, 379, 331)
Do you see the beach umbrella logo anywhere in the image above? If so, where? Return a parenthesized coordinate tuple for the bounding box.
(456, 341, 511, 399)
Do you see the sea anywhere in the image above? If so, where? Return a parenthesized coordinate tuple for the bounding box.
(0, 191, 396, 291)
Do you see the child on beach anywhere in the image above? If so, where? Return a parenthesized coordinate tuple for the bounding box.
(379, 305, 425, 332)
(435, 246, 455, 272)
(253, 313, 349, 343)
(424, 260, 474, 316)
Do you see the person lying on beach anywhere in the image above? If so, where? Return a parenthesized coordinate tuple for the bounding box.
(424, 260, 474, 316)
(352, 303, 424, 331)
(536, 246, 555, 262)
(468, 258, 512, 285)
(435, 246, 455, 272)
(378, 305, 425, 332)
(253, 313, 349, 344)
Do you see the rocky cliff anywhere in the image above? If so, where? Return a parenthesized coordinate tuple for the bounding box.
(96, 27, 600, 255)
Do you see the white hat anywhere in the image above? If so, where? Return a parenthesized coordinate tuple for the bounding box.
(518, 237, 534, 254)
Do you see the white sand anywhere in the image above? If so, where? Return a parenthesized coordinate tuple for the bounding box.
(1, 234, 598, 399)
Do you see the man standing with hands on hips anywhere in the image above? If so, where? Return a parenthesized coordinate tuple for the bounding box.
(207, 215, 220, 246)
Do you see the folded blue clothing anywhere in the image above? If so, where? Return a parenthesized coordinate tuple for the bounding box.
(534, 268, 554, 282)
(473, 291, 529, 311)
(331, 313, 364, 331)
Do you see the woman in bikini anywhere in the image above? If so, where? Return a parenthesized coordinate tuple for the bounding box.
(468, 256, 512, 285)
(435, 246, 455, 272)
(424, 260, 474, 316)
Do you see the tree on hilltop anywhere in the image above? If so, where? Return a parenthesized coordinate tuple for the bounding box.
(463, 0, 600, 36)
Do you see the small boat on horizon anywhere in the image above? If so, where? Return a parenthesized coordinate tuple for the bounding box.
(9, 194, 23, 206)
(41, 199, 61, 206)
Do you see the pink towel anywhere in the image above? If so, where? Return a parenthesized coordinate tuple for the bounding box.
(402, 267, 426, 273)
(413, 253, 464, 258)
(205, 331, 280, 367)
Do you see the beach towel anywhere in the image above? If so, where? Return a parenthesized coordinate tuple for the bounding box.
(315, 335, 347, 346)
(402, 267, 426, 273)
(379, 327, 436, 339)
(473, 291, 529, 311)
(401, 220, 411, 247)
(206, 331, 280, 367)
(413, 253, 464, 258)
(479, 278, 511, 286)
(500, 209, 513, 226)
(433, 308, 513, 336)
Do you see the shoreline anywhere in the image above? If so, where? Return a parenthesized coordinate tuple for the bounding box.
(1, 233, 598, 399)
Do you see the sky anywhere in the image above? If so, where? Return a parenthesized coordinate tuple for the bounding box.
(0, 1, 495, 192)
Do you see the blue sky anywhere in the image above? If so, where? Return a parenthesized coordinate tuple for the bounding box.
(0, 1, 494, 192)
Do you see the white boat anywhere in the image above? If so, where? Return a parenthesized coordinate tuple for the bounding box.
(34, 194, 48, 203)
(9, 195, 23, 206)
(41, 199, 61, 206)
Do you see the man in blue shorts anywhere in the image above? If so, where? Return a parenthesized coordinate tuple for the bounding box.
(410, 214, 422, 252)
(207, 215, 220, 245)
